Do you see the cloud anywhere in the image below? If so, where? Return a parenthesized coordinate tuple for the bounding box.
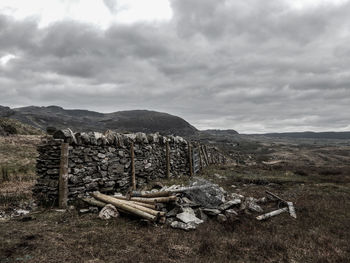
(0, 0, 350, 133)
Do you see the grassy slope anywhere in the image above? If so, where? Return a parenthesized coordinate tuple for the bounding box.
(0, 118, 43, 136)
(0, 136, 42, 208)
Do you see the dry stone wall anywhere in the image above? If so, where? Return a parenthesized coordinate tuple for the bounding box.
(33, 130, 229, 205)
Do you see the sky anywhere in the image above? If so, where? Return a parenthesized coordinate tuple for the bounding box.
(0, 0, 349, 133)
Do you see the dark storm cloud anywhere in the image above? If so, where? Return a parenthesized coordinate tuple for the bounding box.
(0, 0, 350, 132)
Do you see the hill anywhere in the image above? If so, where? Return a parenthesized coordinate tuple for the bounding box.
(0, 105, 197, 136)
(260, 131, 350, 140)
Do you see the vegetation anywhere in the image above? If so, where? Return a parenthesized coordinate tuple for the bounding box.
(0, 118, 43, 136)
(0, 133, 350, 262)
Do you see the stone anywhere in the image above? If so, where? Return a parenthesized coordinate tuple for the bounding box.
(241, 197, 264, 213)
(219, 199, 241, 211)
(183, 178, 226, 209)
(97, 153, 106, 159)
(85, 182, 98, 191)
(170, 221, 197, 231)
(89, 206, 99, 213)
(166, 207, 180, 218)
(79, 209, 90, 214)
(98, 204, 119, 220)
(176, 210, 203, 225)
(217, 214, 227, 223)
(202, 208, 221, 216)
(195, 208, 208, 221)
(225, 209, 238, 217)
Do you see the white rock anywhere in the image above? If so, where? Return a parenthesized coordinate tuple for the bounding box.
(99, 204, 119, 220)
(202, 208, 221, 216)
(176, 211, 203, 225)
(171, 221, 197, 231)
(219, 199, 241, 210)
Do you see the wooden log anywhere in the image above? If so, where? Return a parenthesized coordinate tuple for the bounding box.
(130, 191, 171, 198)
(108, 197, 165, 217)
(83, 197, 133, 216)
(112, 196, 156, 209)
(82, 197, 107, 207)
(287, 201, 297, 219)
(58, 143, 69, 209)
(256, 207, 288, 221)
(166, 140, 170, 178)
(265, 191, 287, 203)
(131, 142, 136, 190)
(266, 191, 297, 219)
(130, 201, 156, 209)
(113, 195, 177, 204)
(91, 192, 156, 221)
(188, 143, 193, 177)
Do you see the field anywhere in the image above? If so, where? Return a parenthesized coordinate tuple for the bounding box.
(1, 135, 350, 262)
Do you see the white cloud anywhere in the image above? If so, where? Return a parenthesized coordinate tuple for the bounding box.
(0, 54, 16, 66)
(0, 0, 172, 28)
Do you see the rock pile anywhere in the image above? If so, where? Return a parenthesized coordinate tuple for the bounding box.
(81, 178, 295, 231)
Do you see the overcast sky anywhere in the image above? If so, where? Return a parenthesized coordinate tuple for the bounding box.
(0, 0, 349, 133)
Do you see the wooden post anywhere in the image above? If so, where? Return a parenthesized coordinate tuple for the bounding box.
(166, 140, 170, 178)
(201, 146, 209, 166)
(198, 143, 203, 170)
(188, 143, 193, 177)
(58, 143, 69, 209)
(131, 142, 136, 190)
(204, 146, 210, 165)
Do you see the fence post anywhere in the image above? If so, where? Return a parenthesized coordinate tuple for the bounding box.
(198, 143, 203, 170)
(59, 142, 69, 208)
(166, 140, 170, 178)
(131, 142, 136, 190)
(188, 143, 193, 177)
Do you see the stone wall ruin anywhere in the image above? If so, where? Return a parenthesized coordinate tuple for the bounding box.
(33, 130, 228, 205)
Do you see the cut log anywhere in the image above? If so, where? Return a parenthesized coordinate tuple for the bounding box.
(256, 207, 288, 221)
(112, 198, 165, 217)
(265, 191, 288, 204)
(82, 197, 107, 208)
(266, 191, 297, 218)
(287, 201, 297, 219)
(130, 191, 171, 198)
(113, 195, 177, 204)
(91, 192, 156, 221)
(82, 197, 134, 216)
(129, 201, 156, 210)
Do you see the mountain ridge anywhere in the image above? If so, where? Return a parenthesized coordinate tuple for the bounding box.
(0, 105, 198, 136)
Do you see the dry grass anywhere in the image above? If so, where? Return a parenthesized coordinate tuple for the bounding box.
(1, 167, 350, 263)
(1, 136, 350, 262)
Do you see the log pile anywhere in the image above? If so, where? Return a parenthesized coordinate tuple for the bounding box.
(84, 191, 177, 223)
(81, 178, 297, 230)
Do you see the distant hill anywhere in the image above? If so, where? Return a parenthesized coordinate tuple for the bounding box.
(0, 105, 198, 136)
(0, 117, 43, 136)
(201, 129, 239, 136)
(261, 131, 350, 140)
